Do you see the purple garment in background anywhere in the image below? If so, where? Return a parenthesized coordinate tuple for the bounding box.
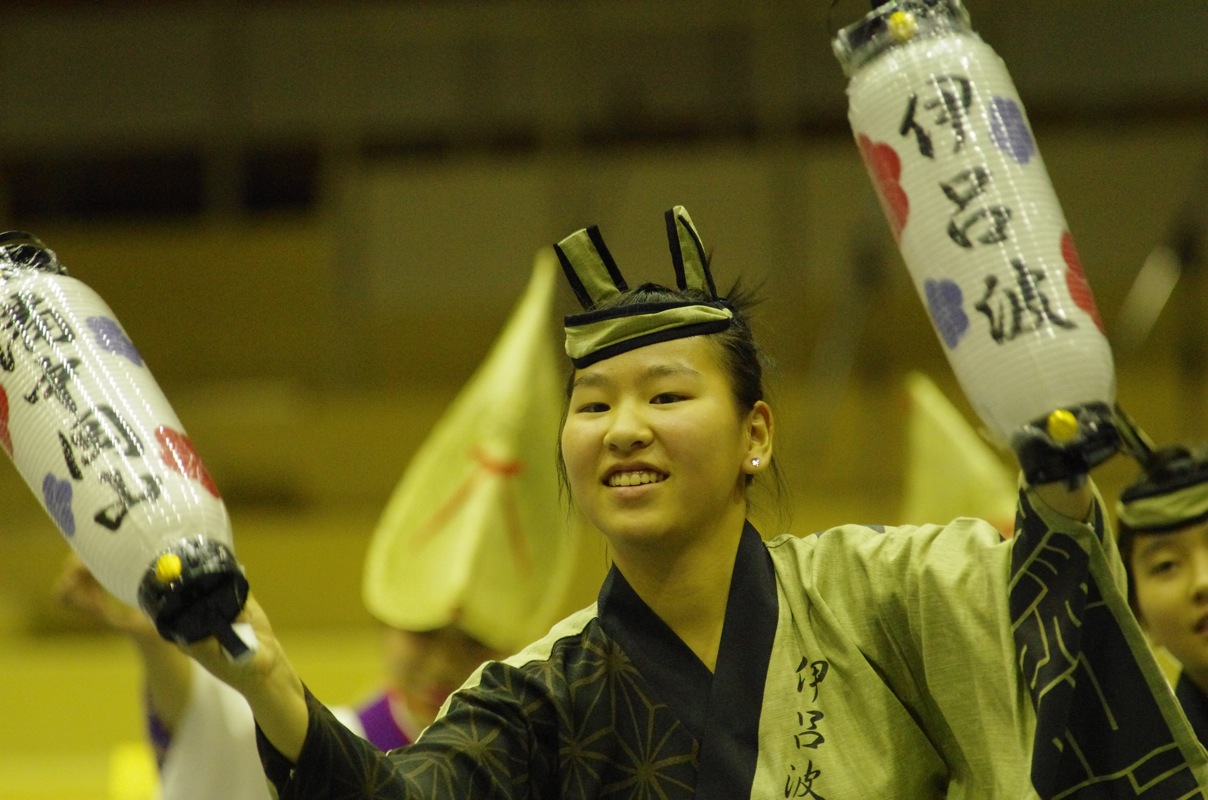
(356, 692, 411, 752)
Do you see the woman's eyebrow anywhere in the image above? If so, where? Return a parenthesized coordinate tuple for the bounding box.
(641, 362, 702, 381)
(571, 372, 611, 391)
(571, 362, 700, 391)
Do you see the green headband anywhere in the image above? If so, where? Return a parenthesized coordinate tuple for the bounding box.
(1116, 449, 1208, 533)
(555, 205, 734, 368)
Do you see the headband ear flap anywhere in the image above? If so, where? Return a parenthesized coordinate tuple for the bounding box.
(554, 225, 628, 310)
(665, 205, 718, 298)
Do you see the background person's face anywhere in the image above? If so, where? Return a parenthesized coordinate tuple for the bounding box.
(382, 625, 500, 727)
(1130, 520, 1208, 686)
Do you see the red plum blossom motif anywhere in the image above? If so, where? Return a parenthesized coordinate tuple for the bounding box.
(156, 425, 220, 498)
(858, 134, 910, 242)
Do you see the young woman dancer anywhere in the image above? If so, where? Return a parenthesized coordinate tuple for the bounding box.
(184, 207, 1208, 798)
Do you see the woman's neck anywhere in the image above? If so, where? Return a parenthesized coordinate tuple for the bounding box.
(611, 518, 746, 673)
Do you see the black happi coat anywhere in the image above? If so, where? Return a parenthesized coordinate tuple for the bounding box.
(259, 494, 1207, 798)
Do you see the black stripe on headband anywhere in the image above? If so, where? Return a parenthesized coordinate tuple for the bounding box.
(565, 299, 726, 326)
(589, 225, 628, 298)
(568, 316, 733, 369)
(553, 224, 629, 310)
(554, 243, 593, 309)
(665, 208, 716, 297)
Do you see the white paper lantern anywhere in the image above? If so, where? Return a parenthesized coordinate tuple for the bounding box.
(0, 233, 248, 652)
(834, 1, 1115, 447)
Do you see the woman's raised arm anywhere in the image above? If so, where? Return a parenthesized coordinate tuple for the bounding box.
(182, 594, 310, 762)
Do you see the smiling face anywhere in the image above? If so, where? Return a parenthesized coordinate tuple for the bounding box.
(1130, 520, 1208, 689)
(560, 335, 770, 558)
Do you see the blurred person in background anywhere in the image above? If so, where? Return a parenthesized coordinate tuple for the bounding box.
(1117, 443, 1208, 747)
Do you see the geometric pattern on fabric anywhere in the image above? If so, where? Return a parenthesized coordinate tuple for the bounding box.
(263, 620, 701, 799)
(1010, 489, 1206, 798)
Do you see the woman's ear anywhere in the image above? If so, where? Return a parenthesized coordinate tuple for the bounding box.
(743, 400, 773, 475)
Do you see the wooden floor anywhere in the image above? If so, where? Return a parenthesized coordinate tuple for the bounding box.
(0, 504, 386, 800)
(0, 626, 383, 800)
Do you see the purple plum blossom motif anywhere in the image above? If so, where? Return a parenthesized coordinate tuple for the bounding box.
(989, 96, 1035, 165)
(42, 472, 75, 537)
(87, 316, 142, 366)
(925, 278, 969, 349)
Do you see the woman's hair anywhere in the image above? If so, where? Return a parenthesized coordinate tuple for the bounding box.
(555, 277, 789, 520)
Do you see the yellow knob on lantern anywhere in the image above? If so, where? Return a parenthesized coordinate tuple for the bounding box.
(155, 553, 182, 584)
(1046, 409, 1080, 443)
(888, 11, 918, 43)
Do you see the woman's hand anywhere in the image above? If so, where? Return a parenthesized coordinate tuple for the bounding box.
(181, 593, 311, 762)
(1032, 479, 1094, 523)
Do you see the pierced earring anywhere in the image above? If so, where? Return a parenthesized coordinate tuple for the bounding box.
(750, 458, 761, 468)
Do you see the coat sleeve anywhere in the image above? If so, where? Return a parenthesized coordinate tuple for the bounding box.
(805, 506, 1030, 790)
(1008, 482, 1208, 796)
(807, 481, 1208, 797)
(258, 662, 558, 800)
